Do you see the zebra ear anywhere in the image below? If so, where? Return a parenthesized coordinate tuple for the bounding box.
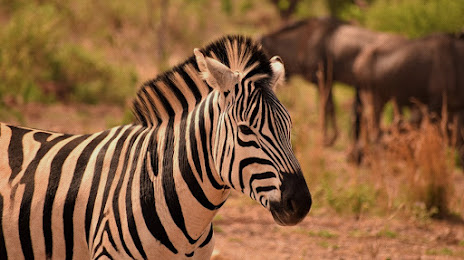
(194, 48, 239, 92)
(270, 56, 285, 91)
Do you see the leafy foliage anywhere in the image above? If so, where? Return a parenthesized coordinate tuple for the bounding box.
(344, 0, 464, 38)
(0, 2, 137, 105)
(0, 3, 62, 103)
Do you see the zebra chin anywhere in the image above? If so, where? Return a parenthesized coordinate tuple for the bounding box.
(269, 172, 312, 226)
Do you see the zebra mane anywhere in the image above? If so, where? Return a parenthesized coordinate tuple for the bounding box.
(132, 35, 274, 126)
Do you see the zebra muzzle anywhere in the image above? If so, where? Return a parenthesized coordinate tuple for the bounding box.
(269, 172, 311, 226)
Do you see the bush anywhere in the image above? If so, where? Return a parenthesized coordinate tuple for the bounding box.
(0, 2, 138, 105)
(52, 45, 138, 104)
(345, 0, 464, 38)
(0, 3, 61, 103)
(376, 113, 455, 218)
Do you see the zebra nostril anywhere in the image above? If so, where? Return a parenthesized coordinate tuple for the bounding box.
(286, 198, 295, 212)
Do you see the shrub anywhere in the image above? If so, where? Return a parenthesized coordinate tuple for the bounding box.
(0, 2, 138, 105)
(377, 112, 454, 218)
(0, 3, 62, 103)
(52, 45, 138, 104)
(345, 0, 464, 38)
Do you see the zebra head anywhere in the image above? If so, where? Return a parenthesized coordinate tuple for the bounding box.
(194, 39, 311, 226)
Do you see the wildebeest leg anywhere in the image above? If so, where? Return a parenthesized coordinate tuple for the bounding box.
(359, 89, 381, 142)
(428, 96, 443, 123)
(348, 88, 374, 164)
(316, 61, 338, 146)
(457, 110, 464, 167)
(347, 87, 363, 164)
(350, 88, 384, 163)
(391, 98, 402, 127)
(353, 87, 362, 141)
(324, 87, 339, 146)
(370, 91, 385, 143)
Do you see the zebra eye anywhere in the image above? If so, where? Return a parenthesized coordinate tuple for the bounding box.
(238, 125, 255, 135)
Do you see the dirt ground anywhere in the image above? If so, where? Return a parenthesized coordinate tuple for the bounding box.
(3, 103, 464, 259)
(213, 192, 464, 260)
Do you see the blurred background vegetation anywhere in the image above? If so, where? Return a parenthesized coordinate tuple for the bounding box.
(1, 0, 463, 107)
(0, 0, 463, 221)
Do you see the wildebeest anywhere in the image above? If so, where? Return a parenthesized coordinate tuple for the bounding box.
(353, 33, 464, 164)
(260, 17, 399, 146)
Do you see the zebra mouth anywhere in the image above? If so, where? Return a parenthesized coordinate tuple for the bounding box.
(269, 196, 311, 226)
(270, 207, 292, 226)
(269, 172, 312, 226)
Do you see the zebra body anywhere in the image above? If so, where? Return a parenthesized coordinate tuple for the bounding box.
(0, 36, 311, 259)
(0, 124, 216, 259)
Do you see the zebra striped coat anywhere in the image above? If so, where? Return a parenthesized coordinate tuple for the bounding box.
(0, 35, 311, 259)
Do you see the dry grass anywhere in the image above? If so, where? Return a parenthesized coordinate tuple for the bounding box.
(364, 104, 458, 219)
(277, 78, 463, 220)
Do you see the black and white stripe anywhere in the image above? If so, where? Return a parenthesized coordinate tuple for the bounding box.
(0, 35, 311, 259)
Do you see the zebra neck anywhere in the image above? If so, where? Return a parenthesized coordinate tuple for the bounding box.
(133, 61, 212, 127)
(142, 95, 229, 243)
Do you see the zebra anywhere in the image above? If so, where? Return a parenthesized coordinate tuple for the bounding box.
(0, 35, 311, 259)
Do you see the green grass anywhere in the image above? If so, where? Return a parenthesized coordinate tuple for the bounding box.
(293, 227, 339, 239)
(426, 247, 454, 256)
(228, 237, 243, 243)
(213, 214, 224, 222)
(376, 228, 398, 239)
(309, 230, 339, 239)
(213, 225, 224, 233)
(348, 229, 370, 238)
(317, 241, 339, 250)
